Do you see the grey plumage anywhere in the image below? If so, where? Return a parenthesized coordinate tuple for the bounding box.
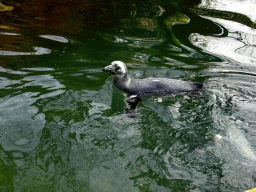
(103, 61, 203, 117)
(103, 61, 203, 97)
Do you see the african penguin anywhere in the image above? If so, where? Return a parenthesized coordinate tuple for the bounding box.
(103, 61, 203, 117)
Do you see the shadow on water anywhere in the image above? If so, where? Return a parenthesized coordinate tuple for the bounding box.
(1, 0, 256, 191)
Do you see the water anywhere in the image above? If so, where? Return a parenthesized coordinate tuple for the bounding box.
(1, 1, 256, 192)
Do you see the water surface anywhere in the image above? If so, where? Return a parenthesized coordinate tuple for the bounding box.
(1, 1, 256, 191)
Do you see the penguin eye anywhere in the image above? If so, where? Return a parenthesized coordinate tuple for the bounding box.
(115, 65, 120, 71)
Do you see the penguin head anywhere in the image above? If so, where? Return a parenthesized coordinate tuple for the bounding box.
(103, 61, 127, 75)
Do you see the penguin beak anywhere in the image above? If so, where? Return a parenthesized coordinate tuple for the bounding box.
(103, 64, 113, 72)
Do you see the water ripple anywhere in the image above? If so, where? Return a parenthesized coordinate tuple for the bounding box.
(0, 47, 51, 56)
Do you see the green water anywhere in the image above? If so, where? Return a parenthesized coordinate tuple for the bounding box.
(1, 17, 256, 192)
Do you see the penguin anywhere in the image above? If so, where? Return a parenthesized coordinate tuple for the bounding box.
(103, 61, 203, 117)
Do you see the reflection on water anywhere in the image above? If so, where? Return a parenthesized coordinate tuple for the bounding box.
(190, 20, 256, 64)
(0, 46, 51, 55)
(197, 0, 256, 26)
(39, 35, 69, 43)
(1, 0, 256, 191)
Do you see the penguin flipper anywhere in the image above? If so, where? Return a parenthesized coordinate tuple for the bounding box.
(125, 95, 141, 118)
